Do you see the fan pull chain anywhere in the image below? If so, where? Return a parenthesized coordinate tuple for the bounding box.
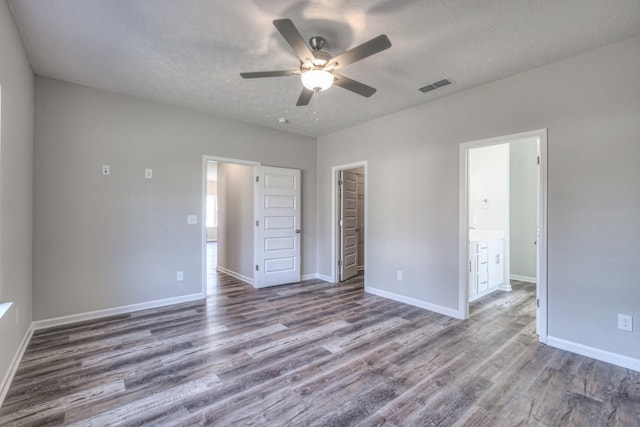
(313, 90, 320, 123)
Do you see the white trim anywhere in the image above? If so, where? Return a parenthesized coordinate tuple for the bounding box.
(510, 274, 537, 283)
(536, 133, 548, 344)
(302, 273, 332, 282)
(32, 293, 204, 330)
(315, 273, 334, 283)
(459, 129, 548, 345)
(547, 336, 640, 373)
(0, 324, 34, 406)
(202, 155, 261, 297)
(331, 161, 368, 284)
(216, 266, 254, 286)
(365, 286, 463, 319)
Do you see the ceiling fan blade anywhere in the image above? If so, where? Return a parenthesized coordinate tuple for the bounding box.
(240, 70, 299, 79)
(326, 35, 391, 70)
(296, 88, 314, 106)
(333, 74, 377, 97)
(273, 19, 315, 64)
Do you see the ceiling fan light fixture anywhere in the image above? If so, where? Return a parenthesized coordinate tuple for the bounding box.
(301, 69, 334, 92)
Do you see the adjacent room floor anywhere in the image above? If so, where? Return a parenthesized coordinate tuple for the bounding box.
(1, 276, 639, 425)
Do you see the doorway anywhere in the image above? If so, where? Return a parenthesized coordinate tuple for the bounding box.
(201, 156, 303, 295)
(201, 156, 259, 296)
(459, 130, 548, 342)
(205, 161, 218, 295)
(332, 162, 367, 283)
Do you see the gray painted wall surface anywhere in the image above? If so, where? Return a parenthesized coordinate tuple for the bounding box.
(0, 1, 34, 392)
(318, 35, 640, 359)
(510, 140, 538, 280)
(33, 77, 316, 320)
(217, 163, 254, 279)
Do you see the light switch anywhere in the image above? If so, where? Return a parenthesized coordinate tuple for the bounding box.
(145, 169, 153, 179)
(102, 165, 110, 176)
(187, 215, 197, 225)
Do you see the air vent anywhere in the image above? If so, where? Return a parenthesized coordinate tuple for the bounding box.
(419, 79, 453, 93)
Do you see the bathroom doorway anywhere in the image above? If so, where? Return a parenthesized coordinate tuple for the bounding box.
(459, 129, 548, 342)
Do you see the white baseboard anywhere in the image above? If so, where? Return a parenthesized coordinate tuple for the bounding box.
(216, 266, 254, 285)
(547, 336, 640, 373)
(32, 293, 204, 331)
(497, 283, 512, 291)
(0, 323, 34, 407)
(316, 274, 334, 283)
(301, 273, 333, 282)
(510, 274, 537, 283)
(365, 286, 463, 319)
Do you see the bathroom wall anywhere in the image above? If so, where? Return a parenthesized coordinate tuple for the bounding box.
(468, 144, 509, 232)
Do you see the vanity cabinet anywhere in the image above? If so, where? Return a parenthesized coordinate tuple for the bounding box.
(469, 238, 504, 299)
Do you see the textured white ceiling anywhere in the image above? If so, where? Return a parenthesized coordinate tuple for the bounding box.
(8, 0, 640, 137)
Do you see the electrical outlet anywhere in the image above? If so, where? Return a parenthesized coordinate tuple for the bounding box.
(396, 270, 403, 280)
(177, 271, 184, 282)
(187, 215, 198, 225)
(145, 169, 153, 179)
(102, 165, 110, 176)
(618, 314, 633, 331)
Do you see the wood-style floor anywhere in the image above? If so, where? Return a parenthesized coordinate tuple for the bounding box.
(1, 273, 639, 426)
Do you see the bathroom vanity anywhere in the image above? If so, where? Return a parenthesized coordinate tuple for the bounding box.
(469, 230, 505, 301)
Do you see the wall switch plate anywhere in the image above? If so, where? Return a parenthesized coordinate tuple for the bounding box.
(145, 169, 153, 179)
(102, 165, 110, 175)
(618, 314, 633, 331)
(177, 271, 184, 281)
(187, 215, 197, 225)
(396, 270, 403, 280)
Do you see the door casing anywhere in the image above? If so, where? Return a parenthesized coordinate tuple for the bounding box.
(458, 129, 548, 343)
(331, 161, 367, 283)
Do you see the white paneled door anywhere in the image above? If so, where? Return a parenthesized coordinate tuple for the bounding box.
(254, 166, 301, 288)
(339, 170, 359, 281)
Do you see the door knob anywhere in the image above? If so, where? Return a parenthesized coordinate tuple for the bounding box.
(296, 229, 301, 234)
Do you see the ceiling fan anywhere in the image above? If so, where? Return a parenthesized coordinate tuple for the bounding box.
(240, 19, 392, 106)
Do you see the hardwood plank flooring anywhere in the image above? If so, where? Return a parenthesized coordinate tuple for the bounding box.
(2, 274, 639, 426)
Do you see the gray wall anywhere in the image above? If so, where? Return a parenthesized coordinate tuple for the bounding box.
(510, 140, 538, 280)
(0, 1, 34, 391)
(33, 77, 316, 320)
(217, 163, 254, 279)
(318, 35, 640, 359)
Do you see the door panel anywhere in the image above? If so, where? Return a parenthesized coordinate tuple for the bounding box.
(340, 170, 359, 281)
(254, 166, 301, 288)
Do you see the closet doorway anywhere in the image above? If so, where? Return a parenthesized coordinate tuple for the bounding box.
(333, 162, 366, 283)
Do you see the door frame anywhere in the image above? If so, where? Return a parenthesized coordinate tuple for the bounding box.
(201, 155, 260, 296)
(331, 161, 367, 283)
(458, 129, 548, 343)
